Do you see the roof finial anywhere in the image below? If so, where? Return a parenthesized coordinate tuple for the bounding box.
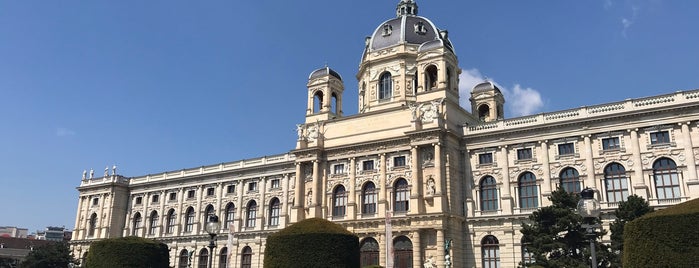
(396, 0, 418, 17)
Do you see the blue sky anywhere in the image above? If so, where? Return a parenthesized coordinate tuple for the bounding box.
(1, 0, 697, 233)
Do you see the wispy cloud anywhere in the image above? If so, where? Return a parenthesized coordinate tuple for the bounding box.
(56, 127, 76, 137)
(458, 68, 544, 117)
(604, 0, 613, 10)
(622, 6, 639, 38)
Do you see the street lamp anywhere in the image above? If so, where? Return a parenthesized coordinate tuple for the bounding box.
(577, 188, 601, 268)
(205, 215, 220, 268)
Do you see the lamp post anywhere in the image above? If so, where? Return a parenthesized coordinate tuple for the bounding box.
(577, 188, 601, 268)
(205, 215, 220, 268)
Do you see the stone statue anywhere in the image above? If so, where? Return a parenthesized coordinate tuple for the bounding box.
(296, 124, 305, 140)
(306, 190, 313, 207)
(112, 165, 117, 175)
(82, 170, 87, 180)
(423, 255, 435, 268)
(104, 166, 109, 177)
(89, 169, 94, 179)
(426, 178, 435, 196)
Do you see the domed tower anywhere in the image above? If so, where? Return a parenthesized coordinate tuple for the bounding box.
(305, 66, 344, 124)
(469, 81, 505, 122)
(357, 0, 460, 113)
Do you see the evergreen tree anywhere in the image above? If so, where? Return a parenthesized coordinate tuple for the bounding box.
(520, 187, 609, 268)
(608, 195, 652, 267)
(20, 242, 77, 268)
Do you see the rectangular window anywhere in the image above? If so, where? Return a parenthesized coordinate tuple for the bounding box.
(479, 153, 493, 165)
(394, 156, 406, 167)
(226, 185, 235, 194)
(517, 148, 532, 160)
(650, 131, 670, 144)
(558, 143, 575, 155)
(206, 187, 215, 196)
(135, 196, 142, 205)
(248, 182, 258, 192)
(333, 164, 345, 174)
(187, 190, 195, 199)
(92, 198, 99, 206)
(602, 137, 621, 150)
(151, 195, 159, 203)
(169, 192, 177, 201)
(271, 179, 280, 189)
(363, 160, 374, 171)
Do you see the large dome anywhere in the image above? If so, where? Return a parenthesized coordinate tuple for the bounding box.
(367, 0, 453, 52)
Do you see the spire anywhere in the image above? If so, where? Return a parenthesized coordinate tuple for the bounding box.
(396, 0, 418, 17)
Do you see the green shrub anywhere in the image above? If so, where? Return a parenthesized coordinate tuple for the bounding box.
(623, 198, 699, 267)
(84, 236, 169, 268)
(264, 218, 359, 268)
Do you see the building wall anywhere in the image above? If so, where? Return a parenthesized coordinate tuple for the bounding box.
(69, 2, 699, 268)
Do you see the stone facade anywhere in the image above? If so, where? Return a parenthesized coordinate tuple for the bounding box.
(70, 1, 699, 267)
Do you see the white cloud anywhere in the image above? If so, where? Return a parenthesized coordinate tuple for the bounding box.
(622, 6, 639, 37)
(56, 127, 76, 137)
(458, 68, 544, 117)
(604, 0, 613, 10)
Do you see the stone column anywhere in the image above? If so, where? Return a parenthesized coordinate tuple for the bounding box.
(177, 188, 185, 235)
(499, 145, 512, 214)
(258, 177, 267, 230)
(73, 196, 84, 240)
(379, 154, 388, 215)
(540, 141, 552, 196)
(311, 160, 321, 217)
(158, 190, 166, 237)
(628, 129, 649, 199)
(583, 135, 597, 189)
(681, 122, 698, 181)
(348, 157, 357, 219)
(412, 230, 422, 268)
(281, 174, 290, 226)
(435, 144, 443, 195)
(410, 146, 423, 213)
(436, 229, 445, 266)
(292, 163, 304, 222)
(236, 182, 244, 230)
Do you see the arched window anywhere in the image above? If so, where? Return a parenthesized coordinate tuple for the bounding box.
(132, 212, 142, 236)
(425, 65, 438, 90)
(240, 246, 252, 268)
(653, 158, 681, 200)
(360, 237, 379, 267)
(480, 176, 498, 211)
(605, 163, 629, 203)
(148, 211, 159, 235)
(331, 92, 338, 114)
(379, 72, 393, 100)
(393, 236, 413, 268)
(198, 248, 208, 268)
(246, 201, 257, 228)
(88, 213, 97, 237)
(224, 203, 235, 229)
(165, 209, 176, 234)
(560, 168, 581, 193)
(362, 182, 377, 215)
(393, 179, 410, 212)
(521, 239, 534, 266)
(184, 207, 195, 232)
(333, 185, 347, 217)
(478, 104, 490, 122)
(518, 172, 538, 209)
(481, 235, 500, 268)
(219, 247, 228, 268)
(178, 249, 189, 268)
(269, 198, 280, 226)
(446, 67, 453, 90)
(204, 205, 215, 229)
(314, 91, 324, 113)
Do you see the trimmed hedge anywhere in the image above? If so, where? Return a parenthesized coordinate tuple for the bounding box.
(623, 198, 699, 267)
(85, 236, 169, 268)
(264, 218, 359, 268)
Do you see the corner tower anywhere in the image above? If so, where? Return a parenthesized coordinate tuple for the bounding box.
(469, 81, 505, 122)
(305, 66, 344, 124)
(357, 0, 460, 113)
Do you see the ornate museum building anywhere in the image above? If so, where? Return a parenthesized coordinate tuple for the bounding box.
(70, 1, 699, 267)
